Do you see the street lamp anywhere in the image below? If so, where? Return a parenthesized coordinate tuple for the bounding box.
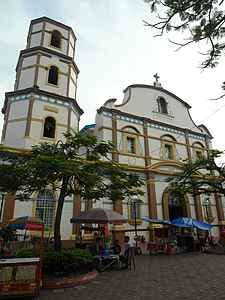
(203, 198, 211, 237)
(130, 194, 139, 248)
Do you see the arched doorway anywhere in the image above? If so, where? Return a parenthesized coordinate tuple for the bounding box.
(168, 194, 184, 220)
(162, 189, 190, 220)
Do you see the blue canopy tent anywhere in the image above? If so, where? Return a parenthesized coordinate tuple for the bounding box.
(141, 217, 213, 230)
(170, 217, 213, 230)
(140, 217, 171, 225)
(140, 218, 172, 254)
(140, 218, 171, 241)
(141, 217, 213, 253)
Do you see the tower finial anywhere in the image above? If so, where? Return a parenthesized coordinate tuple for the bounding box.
(153, 72, 162, 87)
(153, 73, 160, 82)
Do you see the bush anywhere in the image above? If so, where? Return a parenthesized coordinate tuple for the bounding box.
(17, 248, 40, 258)
(17, 247, 93, 276)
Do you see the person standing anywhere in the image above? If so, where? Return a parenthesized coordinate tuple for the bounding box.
(120, 236, 133, 268)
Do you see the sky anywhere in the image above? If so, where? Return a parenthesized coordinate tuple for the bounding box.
(0, 0, 225, 163)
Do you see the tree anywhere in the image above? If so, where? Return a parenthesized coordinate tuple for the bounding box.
(0, 132, 144, 251)
(0, 227, 16, 247)
(165, 149, 225, 198)
(143, 0, 225, 70)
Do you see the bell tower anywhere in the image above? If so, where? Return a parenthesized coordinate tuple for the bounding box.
(1, 16, 83, 148)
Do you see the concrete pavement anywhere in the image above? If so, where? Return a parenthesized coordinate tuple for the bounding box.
(40, 253, 225, 300)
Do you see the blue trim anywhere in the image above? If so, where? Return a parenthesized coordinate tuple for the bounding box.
(80, 124, 95, 133)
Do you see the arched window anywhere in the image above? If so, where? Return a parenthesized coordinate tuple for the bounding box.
(161, 135, 176, 160)
(192, 142, 205, 161)
(50, 30, 61, 48)
(120, 126, 143, 155)
(127, 137, 135, 154)
(48, 66, 59, 86)
(35, 191, 56, 228)
(43, 117, 56, 139)
(157, 97, 168, 114)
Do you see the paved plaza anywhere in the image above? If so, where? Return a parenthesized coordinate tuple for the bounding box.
(39, 253, 225, 300)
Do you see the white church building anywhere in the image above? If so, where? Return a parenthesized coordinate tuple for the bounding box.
(1, 17, 224, 245)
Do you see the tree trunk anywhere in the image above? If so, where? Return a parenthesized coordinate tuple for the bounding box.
(54, 176, 69, 251)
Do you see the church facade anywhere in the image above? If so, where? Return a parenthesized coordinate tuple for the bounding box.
(84, 80, 224, 240)
(1, 17, 224, 243)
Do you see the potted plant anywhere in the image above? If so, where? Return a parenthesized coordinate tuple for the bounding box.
(104, 234, 111, 249)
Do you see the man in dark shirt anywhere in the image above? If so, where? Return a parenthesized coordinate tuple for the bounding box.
(110, 239, 121, 255)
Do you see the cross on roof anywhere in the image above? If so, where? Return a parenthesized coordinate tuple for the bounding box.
(153, 73, 160, 82)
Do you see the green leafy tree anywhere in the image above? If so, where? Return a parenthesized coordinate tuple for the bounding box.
(143, 0, 225, 69)
(165, 150, 225, 198)
(0, 227, 16, 246)
(143, 0, 225, 94)
(0, 132, 144, 251)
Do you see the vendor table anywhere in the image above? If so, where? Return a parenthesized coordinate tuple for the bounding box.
(93, 254, 119, 272)
(147, 242, 164, 255)
(0, 257, 41, 299)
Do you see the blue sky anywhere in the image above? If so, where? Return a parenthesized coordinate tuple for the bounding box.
(0, 0, 225, 162)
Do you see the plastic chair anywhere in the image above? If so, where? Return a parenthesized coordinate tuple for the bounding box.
(128, 247, 135, 270)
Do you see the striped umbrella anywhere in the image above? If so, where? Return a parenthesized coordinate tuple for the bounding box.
(8, 215, 48, 231)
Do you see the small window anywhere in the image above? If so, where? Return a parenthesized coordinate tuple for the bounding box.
(165, 144, 173, 159)
(195, 150, 203, 160)
(43, 117, 56, 139)
(35, 191, 56, 228)
(193, 142, 204, 161)
(157, 97, 168, 114)
(127, 137, 135, 154)
(50, 30, 61, 48)
(121, 126, 140, 155)
(161, 135, 176, 160)
(48, 66, 59, 86)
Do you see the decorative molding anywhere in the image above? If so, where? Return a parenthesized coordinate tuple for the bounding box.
(149, 123, 184, 135)
(44, 105, 59, 113)
(103, 112, 112, 118)
(188, 133, 205, 141)
(102, 111, 204, 142)
(103, 112, 144, 126)
(7, 92, 80, 117)
(118, 115, 143, 125)
(154, 114, 174, 124)
(7, 118, 27, 123)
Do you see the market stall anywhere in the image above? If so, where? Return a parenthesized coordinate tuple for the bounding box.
(141, 217, 213, 255)
(0, 218, 44, 299)
(140, 218, 170, 255)
(71, 207, 127, 248)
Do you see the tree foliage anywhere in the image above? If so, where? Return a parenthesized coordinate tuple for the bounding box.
(165, 149, 225, 198)
(143, 0, 225, 69)
(0, 132, 145, 251)
(0, 227, 16, 246)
